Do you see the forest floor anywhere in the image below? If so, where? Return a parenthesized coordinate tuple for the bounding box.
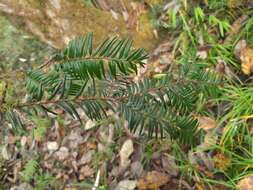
(2, 0, 253, 190)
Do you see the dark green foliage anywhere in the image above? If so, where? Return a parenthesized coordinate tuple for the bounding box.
(2, 33, 221, 145)
(5, 110, 25, 134)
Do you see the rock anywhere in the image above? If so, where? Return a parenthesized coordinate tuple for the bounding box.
(0, 0, 157, 50)
(115, 180, 137, 190)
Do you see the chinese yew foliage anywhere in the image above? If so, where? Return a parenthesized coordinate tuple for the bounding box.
(1, 33, 221, 145)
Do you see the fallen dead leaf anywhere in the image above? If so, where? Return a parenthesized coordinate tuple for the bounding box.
(79, 165, 95, 180)
(130, 161, 143, 178)
(234, 39, 247, 59)
(161, 154, 179, 177)
(115, 180, 137, 190)
(78, 150, 95, 166)
(237, 175, 253, 190)
(20, 136, 27, 147)
(119, 139, 134, 168)
(1, 145, 11, 160)
(67, 128, 83, 148)
(201, 131, 218, 148)
(55, 146, 69, 160)
(234, 39, 253, 75)
(195, 183, 206, 190)
(197, 116, 217, 131)
(47, 141, 59, 151)
(85, 119, 96, 130)
(188, 150, 214, 172)
(196, 47, 209, 60)
(240, 46, 253, 75)
(10, 183, 32, 190)
(137, 171, 170, 190)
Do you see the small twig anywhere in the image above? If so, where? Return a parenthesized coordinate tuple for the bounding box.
(39, 55, 57, 69)
(92, 170, 100, 190)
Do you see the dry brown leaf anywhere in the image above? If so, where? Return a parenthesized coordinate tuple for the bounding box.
(79, 165, 95, 180)
(195, 183, 206, 190)
(229, 14, 248, 37)
(161, 154, 179, 177)
(234, 39, 253, 75)
(67, 129, 83, 149)
(85, 119, 96, 130)
(237, 175, 253, 190)
(47, 141, 59, 151)
(196, 47, 209, 60)
(119, 139, 134, 167)
(234, 40, 247, 59)
(86, 142, 97, 150)
(188, 150, 214, 172)
(1, 145, 11, 160)
(55, 146, 69, 160)
(130, 161, 143, 178)
(197, 116, 217, 131)
(240, 47, 253, 75)
(201, 132, 218, 148)
(137, 171, 170, 190)
(78, 150, 95, 166)
(115, 180, 137, 190)
(10, 183, 32, 190)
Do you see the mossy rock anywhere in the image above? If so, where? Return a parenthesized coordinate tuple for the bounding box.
(0, 0, 158, 50)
